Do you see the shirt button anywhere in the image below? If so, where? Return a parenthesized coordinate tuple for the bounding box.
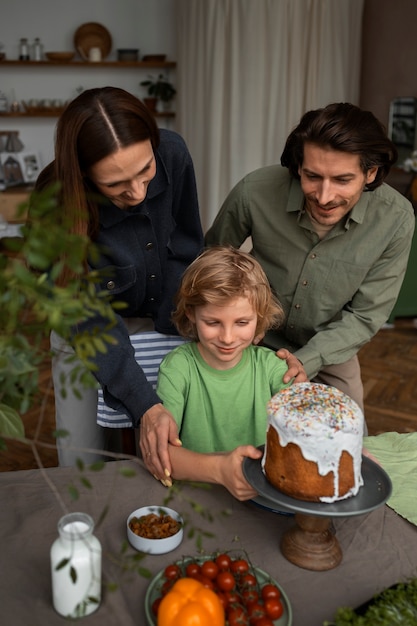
(295, 303, 301, 309)
(107, 280, 115, 290)
(302, 280, 308, 286)
(149, 297, 155, 302)
(310, 253, 317, 259)
(145, 242, 154, 250)
(149, 274, 156, 280)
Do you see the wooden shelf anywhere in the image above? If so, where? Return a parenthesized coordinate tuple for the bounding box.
(0, 59, 177, 118)
(0, 59, 176, 68)
(0, 110, 175, 119)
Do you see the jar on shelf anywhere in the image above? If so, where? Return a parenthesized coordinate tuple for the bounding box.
(50, 512, 102, 618)
(0, 91, 8, 113)
(32, 37, 43, 61)
(19, 38, 29, 61)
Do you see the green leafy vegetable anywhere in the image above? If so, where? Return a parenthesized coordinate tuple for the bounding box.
(325, 578, 417, 625)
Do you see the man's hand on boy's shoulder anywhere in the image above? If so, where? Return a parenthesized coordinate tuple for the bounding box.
(276, 348, 308, 384)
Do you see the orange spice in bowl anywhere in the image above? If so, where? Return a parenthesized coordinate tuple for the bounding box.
(127, 506, 183, 554)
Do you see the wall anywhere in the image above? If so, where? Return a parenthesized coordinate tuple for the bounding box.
(5, 1, 413, 188)
(360, 0, 417, 135)
(0, 0, 175, 167)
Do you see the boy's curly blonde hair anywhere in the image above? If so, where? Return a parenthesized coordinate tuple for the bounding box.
(172, 246, 285, 341)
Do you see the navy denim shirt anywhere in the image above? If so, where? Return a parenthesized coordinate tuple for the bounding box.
(75, 129, 203, 425)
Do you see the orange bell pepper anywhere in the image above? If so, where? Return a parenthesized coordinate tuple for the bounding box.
(157, 577, 225, 626)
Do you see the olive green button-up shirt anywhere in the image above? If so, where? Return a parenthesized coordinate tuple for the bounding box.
(205, 166, 415, 378)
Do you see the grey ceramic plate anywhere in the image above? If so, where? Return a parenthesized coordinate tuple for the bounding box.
(249, 494, 294, 516)
(243, 447, 392, 517)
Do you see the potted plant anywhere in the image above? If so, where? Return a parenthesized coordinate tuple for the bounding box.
(140, 74, 176, 112)
(0, 186, 119, 445)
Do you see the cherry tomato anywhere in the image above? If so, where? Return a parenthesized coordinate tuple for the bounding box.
(241, 587, 259, 607)
(231, 559, 250, 575)
(261, 583, 281, 601)
(264, 597, 284, 620)
(224, 589, 242, 607)
(201, 559, 219, 580)
(185, 561, 201, 577)
(215, 553, 232, 570)
(215, 590, 229, 611)
(163, 563, 181, 580)
(161, 578, 176, 595)
(151, 596, 162, 616)
(216, 570, 236, 591)
(227, 605, 249, 626)
(194, 573, 215, 590)
(239, 572, 257, 588)
(254, 618, 274, 626)
(247, 602, 266, 624)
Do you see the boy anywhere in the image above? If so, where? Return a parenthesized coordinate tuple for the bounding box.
(156, 246, 291, 500)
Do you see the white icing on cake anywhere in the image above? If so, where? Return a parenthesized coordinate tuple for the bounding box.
(263, 383, 364, 502)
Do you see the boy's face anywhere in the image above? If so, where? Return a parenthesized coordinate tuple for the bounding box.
(187, 296, 257, 370)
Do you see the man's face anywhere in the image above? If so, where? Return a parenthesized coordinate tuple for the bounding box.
(298, 143, 378, 227)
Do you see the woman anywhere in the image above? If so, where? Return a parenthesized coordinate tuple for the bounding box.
(34, 86, 204, 476)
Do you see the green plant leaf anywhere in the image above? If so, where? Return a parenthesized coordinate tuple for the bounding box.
(0, 404, 25, 438)
(118, 466, 137, 477)
(68, 484, 79, 500)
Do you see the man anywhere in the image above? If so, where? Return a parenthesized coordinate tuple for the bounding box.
(205, 102, 415, 419)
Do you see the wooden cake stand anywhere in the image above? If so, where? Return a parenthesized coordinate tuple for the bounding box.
(280, 512, 341, 571)
(243, 451, 392, 571)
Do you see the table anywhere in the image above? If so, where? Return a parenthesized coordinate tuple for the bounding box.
(2, 460, 417, 625)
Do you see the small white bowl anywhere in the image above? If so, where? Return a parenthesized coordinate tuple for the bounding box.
(127, 505, 183, 555)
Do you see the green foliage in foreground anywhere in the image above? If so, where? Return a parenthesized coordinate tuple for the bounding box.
(0, 185, 122, 440)
(324, 578, 417, 625)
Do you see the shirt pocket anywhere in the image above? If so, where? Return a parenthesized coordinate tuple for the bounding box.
(320, 258, 369, 314)
(96, 264, 137, 296)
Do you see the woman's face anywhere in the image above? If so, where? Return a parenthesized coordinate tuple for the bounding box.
(88, 140, 156, 209)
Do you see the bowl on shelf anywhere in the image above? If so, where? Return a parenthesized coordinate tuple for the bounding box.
(74, 22, 112, 61)
(117, 49, 139, 62)
(142, 54, 167, 63)
(127, 505, 183, 555)
(45, 52, 75, 62)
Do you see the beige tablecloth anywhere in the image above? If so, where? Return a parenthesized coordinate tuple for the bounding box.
(1, 460, 417, 625)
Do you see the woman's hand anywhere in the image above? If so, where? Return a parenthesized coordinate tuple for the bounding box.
(139, 403, 181, 480)
(276, 348, 308, 384)
(217, 445, 263, 501)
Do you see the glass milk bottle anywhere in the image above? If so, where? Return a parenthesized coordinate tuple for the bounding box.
(50, 512, 102, 618)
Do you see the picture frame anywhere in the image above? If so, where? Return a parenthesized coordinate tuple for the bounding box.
(0, 151, 41, 187)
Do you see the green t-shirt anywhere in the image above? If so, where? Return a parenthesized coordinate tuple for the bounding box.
(156, 342, 290, 453)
